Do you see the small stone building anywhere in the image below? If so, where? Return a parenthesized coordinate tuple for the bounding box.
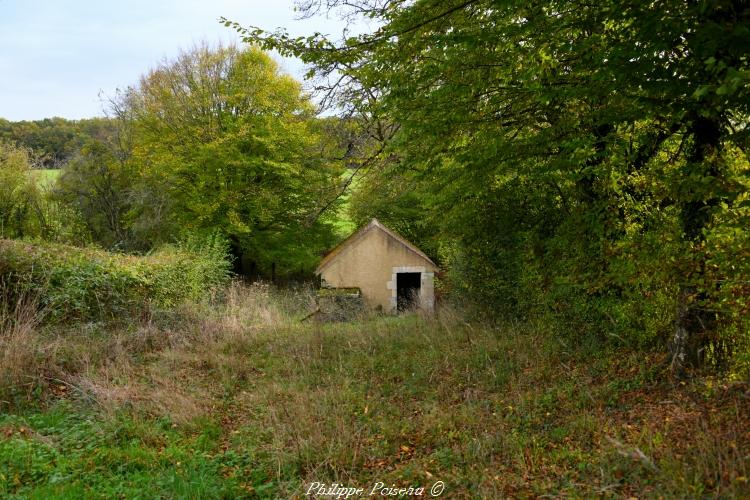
(315, 219, 438, 313)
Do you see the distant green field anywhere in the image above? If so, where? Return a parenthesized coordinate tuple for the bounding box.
(332, 209, 357, 237)
(331, 169, 359, 237)
(30, 168, 60, 186)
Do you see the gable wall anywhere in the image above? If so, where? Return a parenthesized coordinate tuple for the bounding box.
(319, 228, 436, 311)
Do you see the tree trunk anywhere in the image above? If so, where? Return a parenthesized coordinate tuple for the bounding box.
(670, 115, 722, 378)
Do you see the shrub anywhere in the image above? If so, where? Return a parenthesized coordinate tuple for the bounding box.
(0, 238, 230, 323)
(0, 141, 45, 239)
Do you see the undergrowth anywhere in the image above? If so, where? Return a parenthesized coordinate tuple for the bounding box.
(0, 283, 748, 498)
(0, 238, 230, 323)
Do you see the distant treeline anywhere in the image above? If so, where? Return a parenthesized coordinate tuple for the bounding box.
(0, 117, 115, 168)
(0, 44, 352, 283)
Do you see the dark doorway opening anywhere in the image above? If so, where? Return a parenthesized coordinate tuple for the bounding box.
(397, 272, 421, 312)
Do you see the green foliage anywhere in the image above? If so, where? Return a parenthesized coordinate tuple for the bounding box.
(56, 141, 133, 249)
(0, 142, 44, 239)
(347, 164, 439, 259)
(107, 43, 344, 276)
(0, 141, 91, 245)
(236, 0, 750, 372)
(0, 238, 230, 323)
(0, 116, 115, 168)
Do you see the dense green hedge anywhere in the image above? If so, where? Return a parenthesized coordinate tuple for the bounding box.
(0, 239, 230, 323)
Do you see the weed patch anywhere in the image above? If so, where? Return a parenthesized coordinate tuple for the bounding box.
(0, 286, 747, 497)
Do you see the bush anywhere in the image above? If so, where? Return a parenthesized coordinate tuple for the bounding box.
(0, 141, 44, 239)
(0, 238, 231, 323)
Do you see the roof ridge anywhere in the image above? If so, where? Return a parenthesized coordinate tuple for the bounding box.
(371, 221, 435, 266)
(315, 218, 436, 274)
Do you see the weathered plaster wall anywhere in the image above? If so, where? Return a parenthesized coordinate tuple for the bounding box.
(319, 228, 437, 313)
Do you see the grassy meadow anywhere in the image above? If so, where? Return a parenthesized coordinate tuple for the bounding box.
(30, 169, 60, 186)
(1, 283, 747, 498)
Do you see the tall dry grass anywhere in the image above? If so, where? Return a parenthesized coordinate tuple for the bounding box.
(61, 281, 319, 422)
(198, 281, 315, 335)
(0, 280, 308, 411)
(2, 281, 747, 498)
(0, 294, 56, 407)
(65, 281, 451, 425)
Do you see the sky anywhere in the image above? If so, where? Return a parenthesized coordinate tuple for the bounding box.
(0, 0, 366, 121)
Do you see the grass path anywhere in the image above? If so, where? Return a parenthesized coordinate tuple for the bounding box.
(0, 294, 748, 498)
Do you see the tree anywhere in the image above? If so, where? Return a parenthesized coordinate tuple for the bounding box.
(111, 43, 344, 276)
(234, 0, 750, 373)
(57, 141, 132, 249)
(0, 141, 45, 239)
